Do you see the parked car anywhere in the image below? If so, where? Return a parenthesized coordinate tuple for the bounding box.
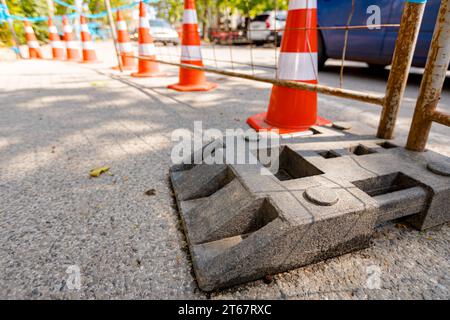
(209, 28, 249, 45)
(248, 11, 287, 46)
(317, 0, 443, 69)
(148, 19, 179, 45)
(131, 18, 179, 45)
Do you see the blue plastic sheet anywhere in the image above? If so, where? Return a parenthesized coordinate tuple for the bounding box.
(0, 0, 159, 23)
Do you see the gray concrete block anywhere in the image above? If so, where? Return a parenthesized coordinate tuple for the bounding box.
(170, 128, 450, 291)
(408, 185, 450, 230)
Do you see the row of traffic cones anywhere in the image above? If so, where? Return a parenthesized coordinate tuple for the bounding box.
(23, 0, 327, 134)
(122, 0, 325, 130)
(23, 1, 218, 91)
(113, 1, 215, 91)
(131, 2, 167, 78)
(24, 16, 99, 63)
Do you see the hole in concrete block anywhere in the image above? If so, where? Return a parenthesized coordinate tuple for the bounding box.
(197, 198, 280, 246)
(257, 146, 324, 181)
(352, 172, 421, 197)
(199, 166, 236, 199)
(254, 198, 279, 231)
(348, 144, 377, 156)
(276, 147, 324, 181)
(377, 141, 398, 149)
(318, 150, 341, 159)
(177, 165, 236, 201)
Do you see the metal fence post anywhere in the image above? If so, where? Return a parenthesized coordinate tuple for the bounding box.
(104, 0, 123, 72)
(377, 0, 427, 139)
(406, 0, 450, 152)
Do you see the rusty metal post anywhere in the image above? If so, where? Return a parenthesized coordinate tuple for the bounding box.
(406, 0, 450, 151)
(129, 54, 386, 105)
(377, 0, 427, 139)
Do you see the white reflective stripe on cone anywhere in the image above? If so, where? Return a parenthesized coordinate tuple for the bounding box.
(51, 41, 64, 49)
(28, 41, 39, 48)
(64, 25, 73, 33)
(139, 43, 156, 56)
(49, 26, 58, 33)
(139, 17, 150, 29)
(80, 24, 89, 32)
(288, 0, 317, 10)
(117, 21, 127, 31)
(25, 26, 34, 33)
(66, 41, 79, 49)
(181, 45, 202, 61)
(277, 52, 318, 81)
(82, 41, 95, 50)
(183, 9, 198, 24)
(119, 42, 133, 53)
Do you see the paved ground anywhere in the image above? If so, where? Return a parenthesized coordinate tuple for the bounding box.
(0, 42, 449, 299)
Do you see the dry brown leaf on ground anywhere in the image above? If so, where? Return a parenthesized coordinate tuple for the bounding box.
(90, 81, 108, 87)
(394, 223, 409, 230)
(89, 166, 110, 178)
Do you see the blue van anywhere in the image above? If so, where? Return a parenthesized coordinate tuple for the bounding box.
(317, 0, 441, 68)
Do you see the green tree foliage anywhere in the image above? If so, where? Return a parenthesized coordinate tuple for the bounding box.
(216, 0, 288, 17)
(194, 0, 288, 38)
(155, 0, 288, 26)
(1, 0, 49, 45)
(0, 0, 128, 45)
(1, 0, 288, 46)
(156, 0, 183, 24)
(153, 0, 288, 40)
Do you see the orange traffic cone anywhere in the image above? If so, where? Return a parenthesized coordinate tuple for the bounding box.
(131, 1, 167, 77)
(113, 10, 136, 70)
(62, 16, 81, 62)
(80, 15, 99, 63)
(247, 0, 329, 134)
(48, 17, 65, 60)
(168, 0, 217, 91)
(24, 21, 43, 59)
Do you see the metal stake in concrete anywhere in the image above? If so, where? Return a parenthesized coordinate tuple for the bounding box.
(104, 0, 123, 72)
(406, 0, 450, 152)
(377, 0, 427, 140)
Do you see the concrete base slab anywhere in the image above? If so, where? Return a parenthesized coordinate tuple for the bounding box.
(170, 123, 450, 292)
(167, 82, 218, 92)
(246, 112, 331, 134)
